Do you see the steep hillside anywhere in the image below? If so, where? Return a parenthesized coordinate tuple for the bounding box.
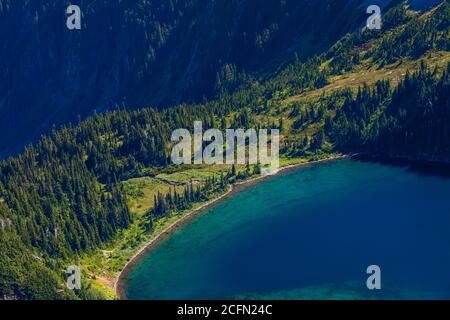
(0, 0, 400, 157)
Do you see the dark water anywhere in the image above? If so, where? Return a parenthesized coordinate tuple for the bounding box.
(125, 159, 450, 300)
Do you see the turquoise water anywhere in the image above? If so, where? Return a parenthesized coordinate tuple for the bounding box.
(125, 159, 450, 300)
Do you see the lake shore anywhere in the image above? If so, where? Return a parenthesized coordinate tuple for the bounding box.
(114, 154, 349, 299)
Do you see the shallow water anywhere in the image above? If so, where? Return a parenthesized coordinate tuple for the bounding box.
(125, 159, 450, 300)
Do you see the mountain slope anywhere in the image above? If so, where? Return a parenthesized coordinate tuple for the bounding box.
(0, 0, 400, 157)
(0, 0, 448, 300)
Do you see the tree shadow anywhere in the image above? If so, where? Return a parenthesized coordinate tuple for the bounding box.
(352, 154, 450, 179)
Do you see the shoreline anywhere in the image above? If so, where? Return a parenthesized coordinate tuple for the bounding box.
(114, 154, 349, 299)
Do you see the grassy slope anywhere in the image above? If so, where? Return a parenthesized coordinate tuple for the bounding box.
(123, 177, 186, 216)
(270, 51, 449, 154)
(79, 164, 241, 298)
(285, 50, 450, 104)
